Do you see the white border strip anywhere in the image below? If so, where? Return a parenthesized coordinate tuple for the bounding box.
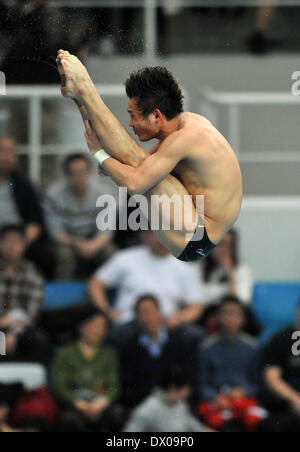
(201, 89, 300, 106)
(242, 197, 300, 210)
(240, 152, 300, 163)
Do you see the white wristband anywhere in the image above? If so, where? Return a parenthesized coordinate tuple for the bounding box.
(94, 149, 111, 166)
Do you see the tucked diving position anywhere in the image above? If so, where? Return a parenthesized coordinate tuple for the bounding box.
(57, 50, 243, 262)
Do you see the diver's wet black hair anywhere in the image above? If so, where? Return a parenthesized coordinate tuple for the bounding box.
(125, 67, 184, 120)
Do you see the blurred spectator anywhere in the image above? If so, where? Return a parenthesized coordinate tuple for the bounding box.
(0, 225, 51, 364)
(0, 382, 57, 433)
(0, 404, 12, 432)
(247, 3, 279, 54)
(53, 307, 120, 432)
(159, 0, 182, 54)
(12, 387, 58, 432)
(91, 7, 118, 56)
(90, 231, 204, 326)
(115, 4, 172, 55)
(124, 367, 205, 433)
(262, 301, 300, 432)
(197, 297, 265, 432)
(0, 137, 54, 278)
(118, 295, 197, 409)
(45, 153, 115, 280)
(0, 138, 41, 242)
(198, 230, 259, 336)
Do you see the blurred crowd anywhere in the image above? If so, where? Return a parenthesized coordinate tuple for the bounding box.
(0, 137, 300, 433)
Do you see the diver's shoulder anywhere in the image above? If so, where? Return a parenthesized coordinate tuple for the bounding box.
(182, 113, 214, 135)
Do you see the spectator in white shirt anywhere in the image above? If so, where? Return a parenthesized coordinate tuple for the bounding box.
(89, 232, 204, 327)
(200, 229, 253, 306)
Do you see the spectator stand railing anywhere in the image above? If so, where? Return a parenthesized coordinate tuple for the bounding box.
(5, 85, 125, 184)
(5, 85, 300, 180)
(199, 87, 300, 163)
(4, 85, 190, 184)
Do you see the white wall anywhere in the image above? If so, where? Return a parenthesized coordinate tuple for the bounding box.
(237, 197, 300, 281)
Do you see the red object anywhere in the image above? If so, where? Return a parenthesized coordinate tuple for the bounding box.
(198, 402, 226, 429)
(198, 396, 263, 431)
(12, 388, 58, 427)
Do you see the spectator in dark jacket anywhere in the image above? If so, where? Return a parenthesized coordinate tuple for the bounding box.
(0, 137, 54, 278)
(262, 300, 300, 432)
(118, 295, 197, 409)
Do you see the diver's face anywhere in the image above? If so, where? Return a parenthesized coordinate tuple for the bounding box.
(128, 98, 159, 142)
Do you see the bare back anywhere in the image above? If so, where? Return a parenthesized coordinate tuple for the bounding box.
(168, 112, 243, 244)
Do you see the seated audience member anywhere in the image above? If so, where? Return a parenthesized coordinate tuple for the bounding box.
(89, 231, 204, 326)
(45, 153, 115, 280)
(0, 225, 50, 364)
(0, 137, 53, 278)
(199, 230, 259, 336)
(0, 382, 57, 433)
(0, 405, 11, 433)
(53, 307, 120, 432)
(11, 387, 58, 433)
(118, 295, 197, 409)
(262, 301, 300, 432)
(197, 296, 265, 432)
(124, 367, 206, 433)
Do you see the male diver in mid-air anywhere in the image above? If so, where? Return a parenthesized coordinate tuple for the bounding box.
(56, 50, 243, 262)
